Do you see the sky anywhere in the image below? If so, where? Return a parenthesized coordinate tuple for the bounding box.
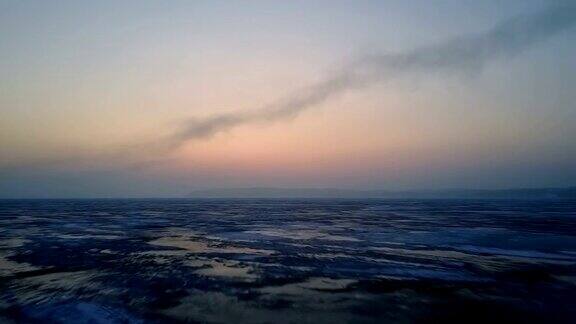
(1, 0, 575, 198)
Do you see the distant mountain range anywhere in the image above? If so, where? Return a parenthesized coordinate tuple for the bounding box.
(188, 187, 576, 199)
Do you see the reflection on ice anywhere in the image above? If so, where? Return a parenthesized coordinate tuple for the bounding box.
(1, 199, 575, 323)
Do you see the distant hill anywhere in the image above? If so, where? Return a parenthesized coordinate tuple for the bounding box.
(188, 187, 576, 199)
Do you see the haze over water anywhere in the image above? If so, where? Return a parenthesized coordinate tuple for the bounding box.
(1, 0, 576, 198)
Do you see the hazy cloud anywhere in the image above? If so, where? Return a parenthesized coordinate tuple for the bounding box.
(167, 1, 576, 148)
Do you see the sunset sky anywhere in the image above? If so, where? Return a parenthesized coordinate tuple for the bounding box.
(1, 0, 575, 197)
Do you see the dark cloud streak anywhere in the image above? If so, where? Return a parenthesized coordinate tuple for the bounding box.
(166, 1, 576, 148)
